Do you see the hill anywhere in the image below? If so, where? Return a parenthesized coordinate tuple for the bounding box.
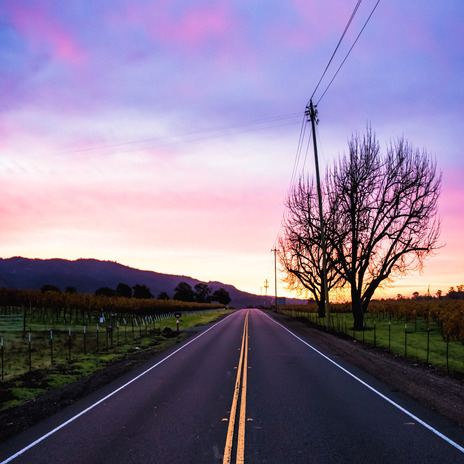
(0, 257, 306, 308)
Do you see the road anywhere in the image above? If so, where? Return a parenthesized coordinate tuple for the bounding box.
(1, 309, 463, 463)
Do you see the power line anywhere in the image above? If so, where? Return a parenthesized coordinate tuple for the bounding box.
(272, 111, 312, 251)
(287, 114, 308, 196)
(3, 112, 302, 167)
(316, 0, 382, 105)
(272, 0, 382, 298)
(310, 0, 363, 102)
(275, 0, 355, 250)
(309, 0, 382, 105)
(300, 124, 314, 180)
(55, 112, 301, 159)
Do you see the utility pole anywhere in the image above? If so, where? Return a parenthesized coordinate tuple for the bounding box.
(271, 248, 277, 311)
(263, 279, 269, 304)
(305, 99, 330, 329)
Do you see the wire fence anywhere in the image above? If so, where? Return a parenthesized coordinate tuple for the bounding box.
(0, 307, 220, 380)
(278, 308, 464, 376)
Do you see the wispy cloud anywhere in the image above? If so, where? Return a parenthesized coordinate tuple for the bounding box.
(4, 0, 85, 65)
(0, 0, 463, 296)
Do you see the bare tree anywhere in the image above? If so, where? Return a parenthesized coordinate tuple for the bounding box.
(279, 178, 343, 316)
(279, 127, 441, 330)
(328, 128, 441, 329)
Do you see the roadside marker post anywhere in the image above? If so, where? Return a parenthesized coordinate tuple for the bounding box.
(174, 313, 182, 334)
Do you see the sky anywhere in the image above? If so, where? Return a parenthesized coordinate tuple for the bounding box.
(0, 0, 463, 301)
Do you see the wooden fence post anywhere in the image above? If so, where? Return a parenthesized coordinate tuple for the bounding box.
(28, 333, 32, 372)
(50, 330, 53, 365)
(426, 327, 430, 364)
(404, 324, 408, 358)
(446, 333, 450, 373)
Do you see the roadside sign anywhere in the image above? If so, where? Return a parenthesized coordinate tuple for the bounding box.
(175, 312, 182, 334)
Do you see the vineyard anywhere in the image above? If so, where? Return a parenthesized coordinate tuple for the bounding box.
(0, 288, 228, 383)
(278, 298, 464, 375)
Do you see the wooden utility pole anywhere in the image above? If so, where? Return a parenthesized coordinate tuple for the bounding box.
(306, 99, 330, 328)
(271, 248, 278, 311)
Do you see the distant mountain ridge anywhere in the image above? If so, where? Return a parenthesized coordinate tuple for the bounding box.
(0, 257, 306, 308)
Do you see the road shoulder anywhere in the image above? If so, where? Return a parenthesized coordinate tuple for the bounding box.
(265, 309, 464, 427)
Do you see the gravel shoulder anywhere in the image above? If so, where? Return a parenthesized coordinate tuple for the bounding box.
(0, 310, 463, 444)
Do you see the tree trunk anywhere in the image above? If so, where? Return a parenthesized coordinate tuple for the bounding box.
(351, 291, 364, 331)
(317, 300, 325, 318)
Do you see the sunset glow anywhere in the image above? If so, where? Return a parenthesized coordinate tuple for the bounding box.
(1, 1, 462, 300)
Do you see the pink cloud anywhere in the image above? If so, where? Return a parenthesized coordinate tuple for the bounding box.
(0, 156, 284, 260)
(109, 1, 263, 72)
(275, 0, 355, 49)
(119, 1, 235, 49)
(438, 166, 464, 216)
(5, 1, 84, 66)
(171, 5, 232, 45)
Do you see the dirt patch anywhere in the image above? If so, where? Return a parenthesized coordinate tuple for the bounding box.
(0, 311, 463, 445)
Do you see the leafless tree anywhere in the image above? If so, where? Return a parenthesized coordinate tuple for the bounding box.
(328, 128, 441, 329)
(279, 127, 441, 330)
(279, 178, 343, 317)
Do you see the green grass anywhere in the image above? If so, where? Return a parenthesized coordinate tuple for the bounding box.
(1, 310, 232, 378)
(161, 309, 232, 330)
(281, 309, 464, 375)
(46, 373, 80, 389)
(0, 309, 234, 412)
(2, 387, 47, 410)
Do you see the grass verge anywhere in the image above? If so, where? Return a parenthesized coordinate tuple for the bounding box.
(281, 310, 464, 375)
(0, 310, 233, 412)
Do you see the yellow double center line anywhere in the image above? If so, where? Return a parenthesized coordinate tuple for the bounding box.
(223, 310, 249, 464)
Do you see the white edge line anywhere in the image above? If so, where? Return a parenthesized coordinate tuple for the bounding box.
(263, 311, 464, 454)
(1, 312, 234, 464)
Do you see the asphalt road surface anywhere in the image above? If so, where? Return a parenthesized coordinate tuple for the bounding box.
(1, 309, 463, 463)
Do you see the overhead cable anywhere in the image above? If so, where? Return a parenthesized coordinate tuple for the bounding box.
(310, 0, 363, 103)
(63, 113, 302, 157)
(9, 112, 301, 164)
(316, 0, 382, 105)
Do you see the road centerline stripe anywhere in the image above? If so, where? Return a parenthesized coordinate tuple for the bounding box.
(223, 310, 249, 464)
(236, 312, 249, 464)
